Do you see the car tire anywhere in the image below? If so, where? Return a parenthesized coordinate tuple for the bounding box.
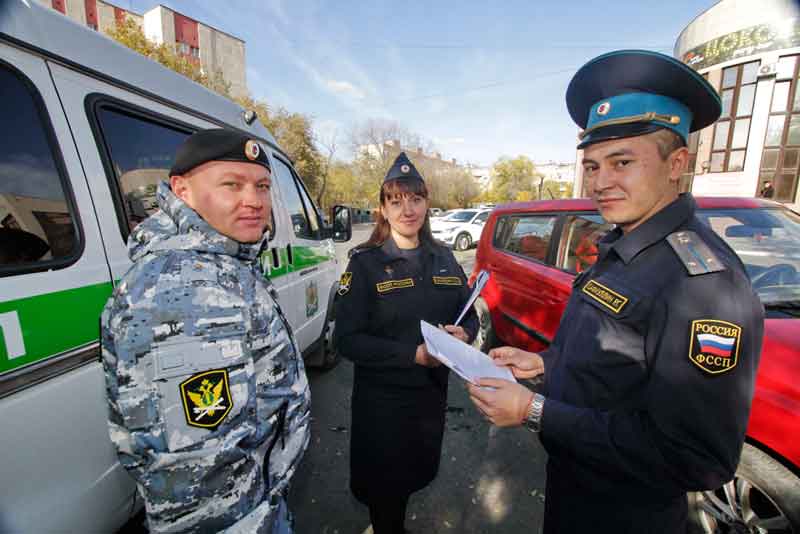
(688, 443, 800, 533)
(306, 316, 340, 371)
(472, 297, 498, 353)
(455, 232, 471, 251)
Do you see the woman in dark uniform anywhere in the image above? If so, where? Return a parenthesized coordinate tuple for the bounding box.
(334, 152, 478, 534)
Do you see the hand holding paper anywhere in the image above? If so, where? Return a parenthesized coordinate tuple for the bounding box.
(420, 320, 515, 385)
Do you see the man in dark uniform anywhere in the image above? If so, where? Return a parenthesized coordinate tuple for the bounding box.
(334, 153, 478, 533)
(467, 50, 764, 533)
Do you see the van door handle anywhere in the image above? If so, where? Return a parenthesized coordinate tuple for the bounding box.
(287, 244, 293, 265)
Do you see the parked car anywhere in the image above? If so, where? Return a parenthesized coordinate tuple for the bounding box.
(429, 207, 445, 218)
(471, 197, 800, 532)
(0, 2, 351, 532)
(431, 208, 492, 250)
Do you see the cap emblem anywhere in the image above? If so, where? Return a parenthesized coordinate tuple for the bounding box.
(245, 140, 260, 161)
(597, 102, 611, 116)
(400, 164, 410, 174)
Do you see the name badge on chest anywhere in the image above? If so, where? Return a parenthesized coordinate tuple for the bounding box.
(582, 279, 629, 314)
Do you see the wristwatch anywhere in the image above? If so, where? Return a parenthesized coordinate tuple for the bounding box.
(524, 393, 546, 433)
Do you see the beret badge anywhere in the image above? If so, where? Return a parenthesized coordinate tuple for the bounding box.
(245, 140, 261, 161)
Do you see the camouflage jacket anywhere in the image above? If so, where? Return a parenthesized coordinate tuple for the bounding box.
(100, 182, 310, 534)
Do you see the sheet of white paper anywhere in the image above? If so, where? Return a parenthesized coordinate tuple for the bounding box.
(420, 320, 516, 384)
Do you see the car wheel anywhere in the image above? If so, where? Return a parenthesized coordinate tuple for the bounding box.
(472, 297, 497, 352)
(688, 443, 800, 533)
(319, 317, 340, 371)
(455, 233, 471, 251)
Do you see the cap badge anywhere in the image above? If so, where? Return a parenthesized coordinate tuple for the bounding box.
(245, 140, 260, 161)
(597, 102, 611, 116)
(400, 164, 410, 174)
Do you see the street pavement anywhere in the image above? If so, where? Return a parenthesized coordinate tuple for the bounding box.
(288, 224, 548, 534)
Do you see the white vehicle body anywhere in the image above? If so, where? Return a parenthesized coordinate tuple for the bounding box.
(0, 2, 347, 532)
(430, 209, 491, 250)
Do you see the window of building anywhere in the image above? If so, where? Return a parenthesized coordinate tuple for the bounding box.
(555, 214, 613, 273)
(0, 64, 79, 273)
(493, 214, 556, 263)
(93, 106, 193, 238)
(272, 157, 321, 240)
(710, 61, 759, 173)
(759, 55, 800, 202)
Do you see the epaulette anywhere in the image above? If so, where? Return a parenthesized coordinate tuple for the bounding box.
(666, 230, 726, 276)
(347, 246, 371, 259)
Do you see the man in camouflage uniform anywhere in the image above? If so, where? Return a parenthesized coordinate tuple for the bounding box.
(101, 129, 310, 533)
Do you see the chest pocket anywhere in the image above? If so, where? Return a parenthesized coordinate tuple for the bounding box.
(572, 274, 652, 400)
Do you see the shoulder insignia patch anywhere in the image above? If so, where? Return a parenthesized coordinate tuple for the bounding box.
(689, 319, 741, 375)
(433, 276, 462, 286)
(666, 231, 725, 276)
(180, 369, 232, 430)
(581, 279, 628, 314)
(376, 278, 415, 293)
(338, 272, 353, 296)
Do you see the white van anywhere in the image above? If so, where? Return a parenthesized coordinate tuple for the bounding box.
(0, 2, 350, 532)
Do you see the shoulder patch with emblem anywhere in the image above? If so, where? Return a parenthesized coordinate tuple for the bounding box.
(376, 278, 415, 293)
(338, 272, 353, 296)
(581, 279, 628, 314)
(666, 231, 725, 276)
(180, 369, 233, 430)
(688, 319, 741, 375)
(433, 276, 462, 286)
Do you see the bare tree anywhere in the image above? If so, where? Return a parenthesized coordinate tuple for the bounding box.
(316, 130, 338, 210)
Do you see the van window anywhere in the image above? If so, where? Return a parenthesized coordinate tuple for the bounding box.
(0, 65, 78, 272)
(557, 215, 612, 273)
(272, 157, 320, 239)
(494, 214, 556, 262)
(94, 106, 192, 237)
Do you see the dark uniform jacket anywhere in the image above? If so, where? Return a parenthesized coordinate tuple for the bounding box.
(334, 236, 478, 501)
(539, 194, 764, 533)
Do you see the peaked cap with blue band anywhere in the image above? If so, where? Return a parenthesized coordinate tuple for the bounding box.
(384, 151, 425, 183)
(566, 50, 721, 149)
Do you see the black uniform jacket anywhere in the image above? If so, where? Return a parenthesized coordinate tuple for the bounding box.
(539, 194, 764, 533)
(334, 236, 478, 500)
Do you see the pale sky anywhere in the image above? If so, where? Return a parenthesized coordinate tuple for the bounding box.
(126, 0, 718, 167)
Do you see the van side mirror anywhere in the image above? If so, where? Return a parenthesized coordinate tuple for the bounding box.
(332, 205, 352, 242)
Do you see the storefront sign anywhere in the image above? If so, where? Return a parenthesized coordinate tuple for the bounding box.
(682, 18, 800, 70)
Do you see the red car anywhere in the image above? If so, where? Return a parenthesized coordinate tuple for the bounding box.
(470, 197, 800, 533)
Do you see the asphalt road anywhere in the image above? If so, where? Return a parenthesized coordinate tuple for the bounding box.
(288, 225, 548, 534)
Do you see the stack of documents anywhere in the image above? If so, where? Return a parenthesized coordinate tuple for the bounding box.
(420, 320, 516, 384)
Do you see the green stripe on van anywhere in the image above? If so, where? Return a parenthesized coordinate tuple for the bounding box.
(1, 244, 334, 375)
(0, 282, 113, 375)
(264, 243, 335, 278)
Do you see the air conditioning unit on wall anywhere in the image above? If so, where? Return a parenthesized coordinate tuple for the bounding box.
(758, 63, 777, 77)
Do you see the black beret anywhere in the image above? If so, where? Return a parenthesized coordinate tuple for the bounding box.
(169, 128, 271, 176)
(384, 152, 424, 183)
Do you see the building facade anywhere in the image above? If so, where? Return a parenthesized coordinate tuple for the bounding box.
(40, 0, 247, 98)
(675, 0, 800, 202)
